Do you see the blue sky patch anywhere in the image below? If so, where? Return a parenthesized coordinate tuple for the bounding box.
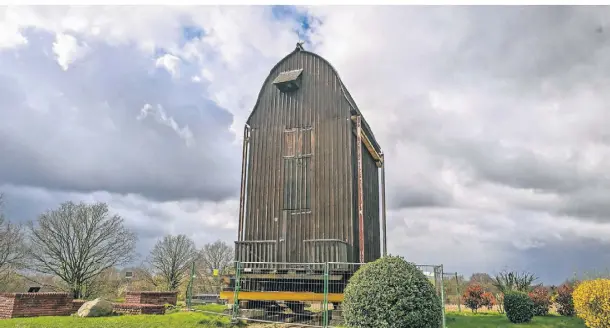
(271, 6, 313, 44)
(182, 25, 205, 41)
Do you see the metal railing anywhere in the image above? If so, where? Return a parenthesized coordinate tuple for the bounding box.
(186, 261, 446, 328)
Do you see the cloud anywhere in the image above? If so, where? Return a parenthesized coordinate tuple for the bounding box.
(2, 6, 610, 284)
(52, 32, 89, 70)
(0, 184, 238, 259)
(0, 29, 239, 202)
(304, 5, 610, 282)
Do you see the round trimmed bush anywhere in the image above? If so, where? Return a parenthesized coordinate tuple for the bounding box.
(504, 291, 534, 323)
(342, 256, 442, 328)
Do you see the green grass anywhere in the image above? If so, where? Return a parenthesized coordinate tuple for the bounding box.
(0, 308, 587, 328)
(0, 304, 240, 328)
(0, 312, 238, 328)
(446, 311, 586, 328)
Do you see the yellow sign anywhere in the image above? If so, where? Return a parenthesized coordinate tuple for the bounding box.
(213, 269, 219, 276)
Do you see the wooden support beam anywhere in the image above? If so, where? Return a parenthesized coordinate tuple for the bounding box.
(219, 291, 345, 303)
(350, 116, 383, 165)
(356, 115, 365, 264)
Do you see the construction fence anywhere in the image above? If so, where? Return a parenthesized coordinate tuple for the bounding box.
(186, 261, 447, 328)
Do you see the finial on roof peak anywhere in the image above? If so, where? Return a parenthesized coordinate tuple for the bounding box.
(296, 41, 305, 51)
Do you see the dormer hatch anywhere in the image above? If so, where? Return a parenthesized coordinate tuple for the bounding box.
(273, 69, 303, 93)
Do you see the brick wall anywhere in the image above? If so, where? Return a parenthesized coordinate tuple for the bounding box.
(112, 303, 165, 315)
(125, 291, 178, 306)
(71, 300, 86, 315)
(0, 293, 72, 319)
(0, 294, 15, 319)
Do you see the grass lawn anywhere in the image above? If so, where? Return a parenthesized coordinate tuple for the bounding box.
(0, 307, 587, 328)
(0, 312, 238, 328)
(446, 311, 587, 328)
(0, 304, 238, 328)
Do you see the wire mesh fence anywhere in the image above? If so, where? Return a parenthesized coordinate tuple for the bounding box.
(442, 271, 464, 313)
(186, 261, 446, 328)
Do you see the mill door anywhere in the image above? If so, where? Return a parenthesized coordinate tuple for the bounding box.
(280, 127, 313, 263)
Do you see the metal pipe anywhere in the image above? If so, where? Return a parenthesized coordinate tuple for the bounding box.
(237, 125, 250, 242)
(356, 115, 365, 263)
(381, 152, 387, 257)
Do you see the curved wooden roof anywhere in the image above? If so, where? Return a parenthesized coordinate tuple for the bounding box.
(246, 45, 382, 154)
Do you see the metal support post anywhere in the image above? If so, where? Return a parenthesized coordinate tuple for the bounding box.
(186, 261, 195, 309)
(455, 272, 461, 312)
(231, 261, 242, 323)
(356, 115, 365, 263)
(323, 263, 329, 328)
(381, 153, 387, 257)
(440, 265, 446, 328)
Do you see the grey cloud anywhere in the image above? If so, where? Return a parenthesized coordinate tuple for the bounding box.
(0, 30, 241, 202)
(447, 7, 610, 86)
(555, 187, 610, 222)
(5, 6, 610, 285)
(389, 185, 453, 209)
(0, 185, 237, 263)
(518, 237, 610, 284)
(438, 138, 600, 194)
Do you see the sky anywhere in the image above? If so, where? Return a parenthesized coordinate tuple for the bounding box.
(1, 5, 610, 285)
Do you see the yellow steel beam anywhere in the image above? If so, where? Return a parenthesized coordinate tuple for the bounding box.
(350, 116, 383, 164)
(219, 291, 344, 303)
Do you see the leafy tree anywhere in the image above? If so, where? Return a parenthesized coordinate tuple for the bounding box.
(27, 201, 137, 299)
(528, 286, 551, 316)
(148, 234, 199, 291)
(481, 292, 497, 310)
(462, 283, 485, 313)
(555, 282, 576, 316)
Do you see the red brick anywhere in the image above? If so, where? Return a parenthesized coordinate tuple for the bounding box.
(112, 303, 165, 315)
(0, 293, 72, 319)
(124, 291, 178, 306)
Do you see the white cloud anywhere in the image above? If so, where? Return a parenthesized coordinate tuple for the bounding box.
(155, 53, 181, 78)
(137, 103, 195, 147)
(3, 6, 610, 283)
(52, 33, 89, 70)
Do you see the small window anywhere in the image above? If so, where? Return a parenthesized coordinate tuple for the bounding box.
(273, 69, 303, 93)
(284, 130, 296, 157)
(300, 128, 312, 156)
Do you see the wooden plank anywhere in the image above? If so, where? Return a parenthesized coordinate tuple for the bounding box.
(238, 273, 343, 280)
(219, 291, 344, 303)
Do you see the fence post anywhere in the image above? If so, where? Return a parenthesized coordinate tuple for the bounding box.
(231, 261, 241, 323)
(455, 272, 461, 312)
(323, 262, 329, 328)
(186, 261, 195, 310)
(440, 265, 446, 328)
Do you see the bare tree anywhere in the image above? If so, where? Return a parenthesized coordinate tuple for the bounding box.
(0, 194, 27, 278)
(199, 240, 234, 274)
(148, 234, 199, 291)
(27, 201, 137, 299)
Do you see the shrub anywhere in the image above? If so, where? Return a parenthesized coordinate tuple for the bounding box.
(528, 286, 551, 316)
(573, 279, 610, 328)
(556, 282, 576, 316)
(504, 291, 534, 323)
(462, 283, 484, 313)
(342, 255, 442, 328)
(493, 270, 537, 294)
(481, 292, 497, 310)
